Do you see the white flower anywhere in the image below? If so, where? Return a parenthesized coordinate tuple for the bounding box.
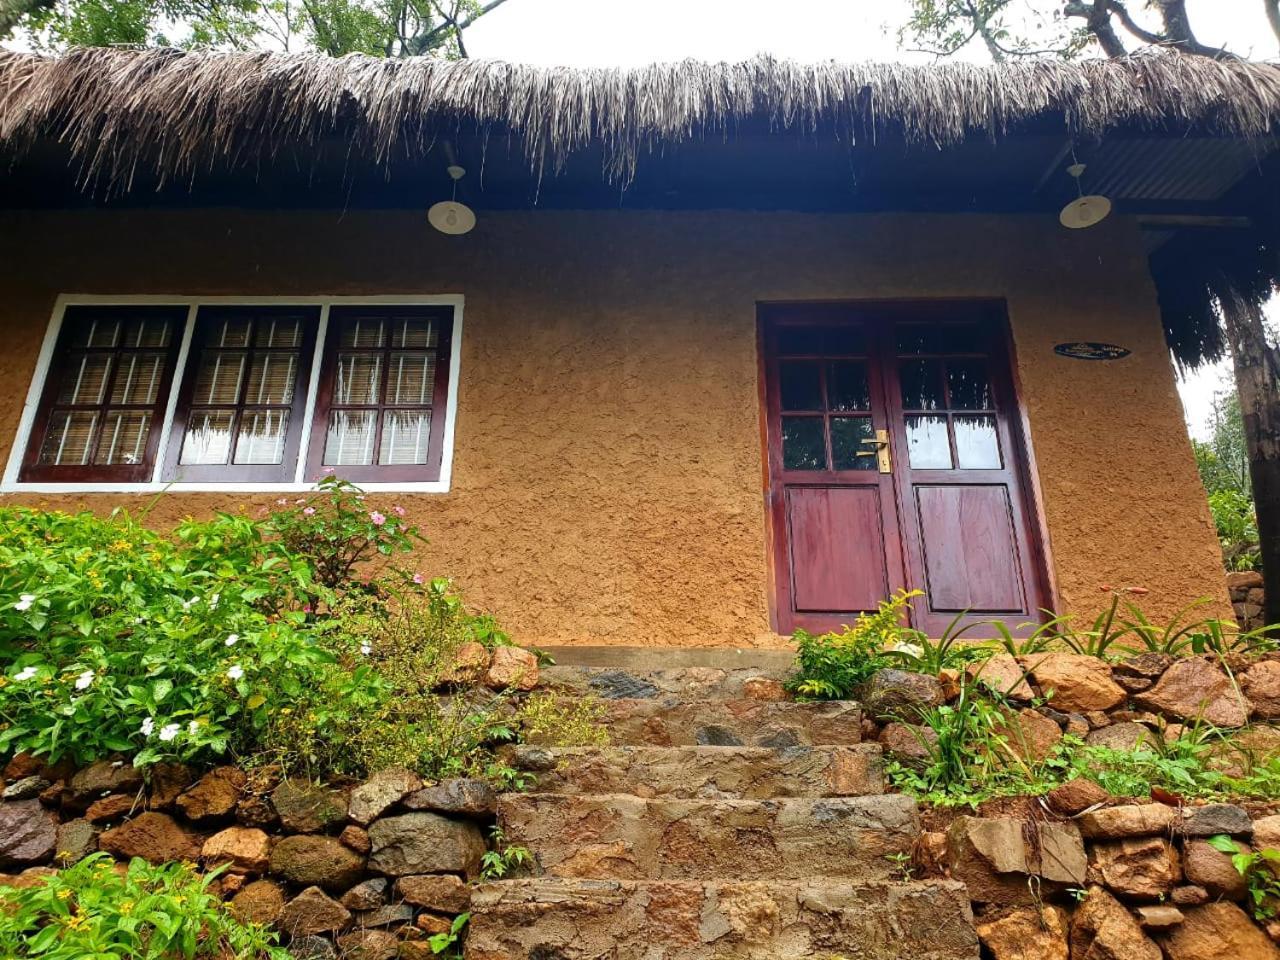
(74, 670, 95, 690)
(181, 597, 198, 611)
(13, 594, 35, 612)
(140, 717, 155, 737)
(14, 666, 37, 682)
(225, 634, 239, 647)
(227, 664, 244, 681)
(209, 593, 220, 609)
(158, 723, 180, 742)
(888, 642, 924, 659)
(359, 642, 372, 656)
(187, 720, 200, 736)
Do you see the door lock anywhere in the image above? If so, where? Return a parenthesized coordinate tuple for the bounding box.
(857, 429, 892, 474)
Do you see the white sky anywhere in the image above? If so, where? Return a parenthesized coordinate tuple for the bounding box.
(466, 0, 1280, 441)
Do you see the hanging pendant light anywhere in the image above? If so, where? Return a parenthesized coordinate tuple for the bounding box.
(428, 165, 476, 235)
(1059, 159, 1112, 230)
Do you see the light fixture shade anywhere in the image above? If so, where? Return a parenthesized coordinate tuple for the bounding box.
(428, 200, 476, 235)
(1059, 194, 1112, 230)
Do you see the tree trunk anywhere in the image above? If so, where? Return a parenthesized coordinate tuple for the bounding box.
(1217, 286, 1280, 627)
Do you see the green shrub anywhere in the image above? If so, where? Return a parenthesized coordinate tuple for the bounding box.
(0, 853, 286, 959)
(1208, 836, 1280, 920)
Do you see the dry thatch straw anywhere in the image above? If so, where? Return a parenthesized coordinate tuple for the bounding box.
(1, 47, 1279, 194)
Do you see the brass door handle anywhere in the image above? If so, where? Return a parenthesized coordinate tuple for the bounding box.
(856, 429, 892, 474)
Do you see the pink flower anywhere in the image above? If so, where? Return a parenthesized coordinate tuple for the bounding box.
(393, 505, 406, 517)
(369, 511, 386, 526)
(276, 498, 288, 505)
(295, 498, 306, 505)
(323, 467, 335, 475)
(302, 604, 313, 614)
(412, 572, 424, 585)
(303, 507, 316, 516)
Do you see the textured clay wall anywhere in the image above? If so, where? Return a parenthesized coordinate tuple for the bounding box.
(0, 210, 1228, 646)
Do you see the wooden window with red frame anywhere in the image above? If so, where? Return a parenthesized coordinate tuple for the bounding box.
(306, 306, 453, 483)
(163, 306, 320, 483)
(19, 306, 185, 483)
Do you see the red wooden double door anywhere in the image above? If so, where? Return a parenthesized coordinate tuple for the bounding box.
(761, 302, 1049, 636)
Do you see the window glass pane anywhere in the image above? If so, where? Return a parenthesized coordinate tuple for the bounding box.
(824, 325, 865, 355)
(379, 410, 432, 465)
(253, 318, 303, 348)
(243, 353, 298, 405)
(906, 415, 952, 469)
(122, 319, 173, 349)
(56, 355, 112, 405)
(211, 319, 252, 348)
(831, 417, 875, 470)
(324, 411, 378, 465)
(779, 361, 822, 411)
(95, 411, 151, 465)
(955, 415, 1001, 469)
(899, 360, 945, 411)
(109, 353, 167, 405)
(777, 326, 824, 355)
(193, 353, 246, 405)
(39, 411, 98, 465)
(335, 354, 382, 405)
(782, 416, 826, 470)
(69, 318, 122, 349)
(390, 319, 438, 349)
(826, 361, 870, 411)
(234, 410, 291, 465)
(896, 324, 936, 355)
(386, 353, 436, 405)
(942, 324, 982, 353)
(339, 319, 387, 348)
(946, 360, 992, 410)
(179, 410, 235, 465)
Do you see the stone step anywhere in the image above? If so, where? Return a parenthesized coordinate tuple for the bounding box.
(582, 697, 863, 747)
(497, 793, 918, 881)
(540, 658, 791, 702)
(465, 877, 979, 960)
(503, 744, 884, 799)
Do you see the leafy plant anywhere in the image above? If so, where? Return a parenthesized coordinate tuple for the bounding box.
(427, 912, 471, 956)
(0, 853, 286, 959)
(481, 826, 534, 880)
(1208, 835, 1280, 920)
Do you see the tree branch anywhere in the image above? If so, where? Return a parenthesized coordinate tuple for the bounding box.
(1151, 0, 1233, 57)
(0, 0, 56, 38)
(1063, 1, 1130, 58)
(1265, 0, 1280, 49)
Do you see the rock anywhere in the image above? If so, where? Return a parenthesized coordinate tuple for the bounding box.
(1255, 815, 1280, 851)
(85, 794, 137, 823)
(485, 646, 539, 691)
(1181, 803, 1253, 838)
(1227, 571, 1265, 591)
(1046, 778, 1110, 816)
(1085, 722, 1155, 751)
(271, 780, 347, 833)
(175, 767, 245, 822)
(356, 903, 415, 926)
(1090, 836, 1181, 900)
(1244, 662, 1280, 720)
(863, 669, 945, 721)
(742, 677, 787, 701)
(3, 753, 42, 781)
(1069, 885, 1162, 960)
(1136, 904, 1185, 930)
(395, 874, 472, 913)
(288, 935, 337, 960)
(975, 905, 1068, 960)
(403, 778, 497, 816)
(967, 654, 1034, 700)
(3, 776, 50, 800)
(279, 886, 351, 937)
(348, 768, 422, 826)
(269, 835, 366, 892)
(340, 824, 371, 854)
(98, 812, 201, 864)
(1114, 653, 1175, 679)
(54, 818, 99, 865)
(999, 708, 1061, 762)
(367, 812, 486, 878)
(415, 913, 454, 934)
(202, 826, 271, 874)
(0, 798, 57, 867)
(1114, 675, 1154, 693)
(67, 759, 143, 806)
(1136, 658, 1250, 727)
(1025, 654, 1125, 712)
(1078, 804, 1177, 840)
(335, 929, 399, 960)
(231, 879, 286, 925)
(146, 762, 193, 810)
(1183, 838, 1248, 899)
(945, 816, 1085, 903)
(235, 794, 277, 829)
(440, 642, 490, 685)
(937, 668, 962, 701)
(1066, 713, 1091, 737)
(1163, 902, 1280, 960)
(1173, 885, 1211, 906)
(878, 721, 936, 762)
(216, 873, 246, 896)
(339, 877, 388, 910)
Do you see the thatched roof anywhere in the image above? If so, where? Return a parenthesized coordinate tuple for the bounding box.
(2, 46, 1280, 193)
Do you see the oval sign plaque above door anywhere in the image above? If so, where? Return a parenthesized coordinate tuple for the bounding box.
(1053, 342, 1131, 361)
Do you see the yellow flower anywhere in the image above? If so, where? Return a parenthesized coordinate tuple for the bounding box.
(56, 889, 72, 900)
(119, 901, 134, 914)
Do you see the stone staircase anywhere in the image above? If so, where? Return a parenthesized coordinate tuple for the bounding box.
(464, 658, 980, 960)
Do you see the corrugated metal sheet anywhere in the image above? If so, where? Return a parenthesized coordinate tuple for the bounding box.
(1086, 137, 1278, 201)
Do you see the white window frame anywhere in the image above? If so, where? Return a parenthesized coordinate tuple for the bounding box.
(2, 294, 464, 494)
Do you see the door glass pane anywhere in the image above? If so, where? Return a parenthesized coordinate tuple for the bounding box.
(380, 410, 432, 464)
(335, 355, 382, 405)
(942, 324, 982, 353)
(905, 415, 952, 469)
(782, 416, 826, 470)
(56, 355, 112, 405)
(243, 353, 299, 405)
(324, 411, 378, 465)
(826, 361, 870, 411)
(823, 325, 865, 355)
(830, 417, 875, 470)
(779, 362, 822, 411)
(234, 410, 291, 464)
(179, 410, 235, 465)
(387, 353, 437, 405)
(193, 353, 246, 405)
(39, 411, 98, 465)
(95, 411, 151, 465)
(955, 415, 1001, 469)
(899, 360, 944, 411)
(946, 360, 992, 410)
(110, 354, 167, 405)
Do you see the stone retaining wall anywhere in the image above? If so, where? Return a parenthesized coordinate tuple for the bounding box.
(1231, 570, 1268, 631)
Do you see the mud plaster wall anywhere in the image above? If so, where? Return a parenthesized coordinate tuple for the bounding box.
(0, 210, 1228, 647)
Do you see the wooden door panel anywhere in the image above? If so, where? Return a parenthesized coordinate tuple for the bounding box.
(914, 484, 1025, 613)
(787, 485, 889, 613)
